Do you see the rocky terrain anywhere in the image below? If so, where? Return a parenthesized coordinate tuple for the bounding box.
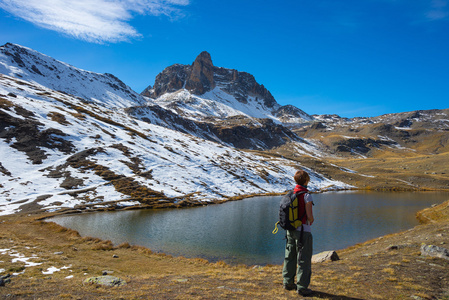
(1, 43, 354, 217)
(0, 43, 146, 108)
(1, 42, 449, 217)
(297, 110, 449, 157)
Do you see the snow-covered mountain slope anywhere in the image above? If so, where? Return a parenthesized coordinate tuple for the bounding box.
(0, 43, 147, 108)
(128, 95, 307, 151)
(0, 43, 314, 152)
(150, 87, 312, 125)
(0, 74, 352, 216)
(141, 51, 313, 125)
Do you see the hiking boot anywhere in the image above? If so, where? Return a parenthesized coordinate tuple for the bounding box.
(297, 288, 313, 296)
(283, 283, 297, 290)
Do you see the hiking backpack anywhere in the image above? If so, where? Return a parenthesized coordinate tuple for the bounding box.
(272, 191, 307, 234)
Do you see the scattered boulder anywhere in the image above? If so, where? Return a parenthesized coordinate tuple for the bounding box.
(252, 265, 263, 271)
(312, 251, 340, 263)
(420, 244, 449, 260)
(385, 244, 413, 251)
(0, 274, 12, 286)
(102, 270, 114, 275)
(83, 275, 126, 287)
(310, 122, 327, 130)
(386, 245, 400, 251)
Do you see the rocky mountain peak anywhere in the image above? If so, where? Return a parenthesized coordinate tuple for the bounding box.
(141, 52, 278, 108)
(140, 51, 314, 124)
(193, 51, 213, 67)
(185, 51, 215, 95)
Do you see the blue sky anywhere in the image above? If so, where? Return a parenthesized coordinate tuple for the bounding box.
(1, 0, 448, 118)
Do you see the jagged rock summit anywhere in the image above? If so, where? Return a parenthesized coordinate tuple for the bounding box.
(141, 51, 312, 124)
(185, 51, 215, 95)
(142, 51, 216, 98)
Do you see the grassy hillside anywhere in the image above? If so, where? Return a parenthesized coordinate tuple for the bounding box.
(263, 142, 449, 192)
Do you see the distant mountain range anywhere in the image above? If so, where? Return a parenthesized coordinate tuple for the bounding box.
(0, 42, 448, 216)
(299, 109, 449, 157)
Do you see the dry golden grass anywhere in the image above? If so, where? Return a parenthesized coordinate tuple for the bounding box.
(327, 152, 449, 191)
(48, 111, 72, 125)
(382, 267, 396, 275)
(0, 96, 14, 109)
(264, 135, 449, 193)
(68, 111, 86, 120)
(417, 199, 449, 223)
(1, 200, 449, 299)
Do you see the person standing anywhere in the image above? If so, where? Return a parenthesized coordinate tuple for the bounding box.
(282, 170, 314, 296)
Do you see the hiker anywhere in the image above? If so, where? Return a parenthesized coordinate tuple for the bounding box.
(282, 169, 314, 296)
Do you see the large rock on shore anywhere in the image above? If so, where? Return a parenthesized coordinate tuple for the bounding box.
(312, 250, 340, 263)
(421, 244, 449, 260)
(83, 275, 127, 287)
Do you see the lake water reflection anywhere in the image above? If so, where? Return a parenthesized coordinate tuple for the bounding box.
(51, 191, 448, 266)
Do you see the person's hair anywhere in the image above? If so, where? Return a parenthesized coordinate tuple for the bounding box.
(294, 170, 310, 186)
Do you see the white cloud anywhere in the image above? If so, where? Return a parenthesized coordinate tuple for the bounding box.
(426, 0, 449, 20)
(0, 0, 189, 43)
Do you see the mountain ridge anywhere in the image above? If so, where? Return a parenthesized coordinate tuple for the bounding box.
(141, 50, 313, 124)
(0, 43, 351, 216)
(0, 43, 147, 108)
(1, 42, 448, 217)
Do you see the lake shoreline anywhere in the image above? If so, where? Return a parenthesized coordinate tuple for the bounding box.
(32, 186, 449, 221)
(46, 190, 449, 266)
(1, 195, 448, 299)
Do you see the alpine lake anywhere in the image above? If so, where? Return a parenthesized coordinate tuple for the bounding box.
(50, 191, 449, 266)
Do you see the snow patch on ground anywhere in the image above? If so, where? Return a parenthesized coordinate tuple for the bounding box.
(1, 249, 43, 275)
(42, 265, 72, 275)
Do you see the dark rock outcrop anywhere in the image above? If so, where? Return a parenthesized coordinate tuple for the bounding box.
(0, 103, 74, 164)
(213, 67, 276, 107)
(209, 118, 298, 149)
(185, 51, 215, 95)
(127, 106, 300, 150)
(143, 64, 190, 98)
(334, 137, 396, 155)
